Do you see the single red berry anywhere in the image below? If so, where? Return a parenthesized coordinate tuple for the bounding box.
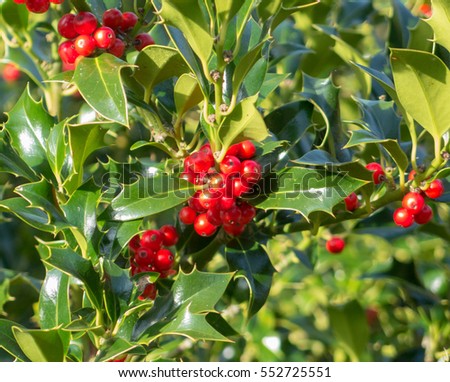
(188, 190, 207, 213)
(121, 12, 138, 31)
(180, 170, 196, 184)
(2, 63, 21, 83)
(154, 249, 174, 271)
(107, 38, 126, 57)
(134, 247, 155, 267)
(226, 143, 241, 157)
(365, 162, 385, 184)
(73, 12, 98, 35)
(94, 26, 116, 49)
(414, 204, 433, 225)
(238, 140, 256, 159)
(187, 151, 214, 174)
(198, 190, 220, 210)
(223, 222, 246, 237)
(206, 206, 223, 226)
(139, 283, 157, 300)
(408, 170, 417, 181)
(402, 192, 425, 215)
(102, 8, 123, 30)
(206, 172, 225, 192)
(326, 237, 345, 254)
(239, 202, 256, 224)
(74, 34, 97, 56)
(179, 206, 197, 225)
(393, 207, 414, 228)
(220, 155, 241, 175)
(219, 196, 235, 210)
(194, 213, 218, 237)
(424, 179, 444, 199)
(221, 205, 242, 226)
(344, 192, 359, 211)
(134, 33, 155, 51)
(365, 308, 379, 327)
(58, 40, 79, 64)
(227, 176, 250, 198)
(240, 160, 262, 184)
(140, 229, 163, 251)
(128, 234, 141, 252)
(58, 14, 78, 39)
(159, 225, 179, 247)
(25, 0, 50, 13)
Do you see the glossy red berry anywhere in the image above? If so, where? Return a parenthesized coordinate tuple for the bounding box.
(94, 27, 116, 49)
(240, 160, 262, 184)
(102, 8, 123, 30)
(74, 34, 96, 56)
(58, 40, 79, 64)
(226, 143, 241, 157)
(424, 179, 444, 199)
(140, 229, 163, 251)
(134, 247, 155, 267)
(58, 14, 78, 39)
(2, 63, 21, 83)
(25, 0, 50, 13)
(206, 172, 225, 192)
(128, 234, 141, 252)
(108, 38, 126, 57)
(179, 206, 197, 225)
(220, 155, 241, 175)
(227, 176, 250, 198)
(134, 33, 155, 51)
(154, 249, 174, 271)
(326, 237, 345, 254)
(223, 222, 246, 237)
(219, 196, 235, 210)
(414, 204, 433, 225)
(365, 162, 385, 184)
(344, 192, 359, 211)
(73, 12, 98, 35)
(194, 213, 218, 237)
(239, 202, 256, 224)
(393, 207, 414, 228)
(198, 190, 220, 210)
(159, 225, 179, 247)
(188, 151, 214, 174)
(238, 140, 256, 159)
(121, 12, 138, 31)
(188, 191, 207, 213)
(221, 205, 242, 226)
(402, 192, 425, 215)
(206, 206, 223, 226)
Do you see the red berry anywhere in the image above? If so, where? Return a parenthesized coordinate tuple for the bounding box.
(414, 204, 433, 225)
(238, 140, 256, 159)
(139, 283, 157, 300)
(206, 206, 223, 226)
(223, 222, 246, 237)
(121, 12, 138, 31)
(50, 0, 64, 3)
(102, 8, 123, 30)
(73, 12, 98, 35)
(424, 179, 444, 199)
(408, 170, 417, 181)
(94, 27, 116, 49)
(226, 143, 241, 157)
(239, 202, 256, 224)
(326, 237, 345, 254)
(221, 205, 242, 226)
(58, 40, 79, 64)
(108, 38, 126, 57)
(154, 249, 174, 271)
(159, 225, 179, 247)
(180, 170, 196, 184)
(227, 176, 250, 198)
(25, 0, 49, 13)
(393, 207, 414, 228)
(2, 63, 21, 83)
(198, 190, 220, 210)
(240, 160, 262, 184)
(206, 172, 225, 192)
(128, 234, 141, 252)
(219, 196, 235, 210)
(134, 33, 155, 51)
(140, 229, 163, 251)
(187, 151, 214, 174)
(188, 190, 207, 213)
(74, 34, 97, 56)
(365, 162, 385, 184)
(194, 213, 218, 237)
(402, 192, 425, 215)
(344, 192, 359, 211)
(179, 206, 197, 225)
(134, 247, 155, 267)
(220, 155, 241, 175)
(58, 14, 78, 39)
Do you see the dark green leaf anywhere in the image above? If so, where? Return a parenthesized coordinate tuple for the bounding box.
(0, 320, 29, 361)
(13, 327, 65, 362)
(292, 149, 355, 166)
(174, 74, 203, 117)
(47, 120, 71, 184)
(0, 134, 38, 181)
(100, 219, 142, 260)
(226, 239, 276, 318)
(95, 338, 146, 362)
(39, 269, 70, 329)
(0, 0, 28, 30)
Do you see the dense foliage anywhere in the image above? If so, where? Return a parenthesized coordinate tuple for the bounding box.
(0, 0, 449, 362)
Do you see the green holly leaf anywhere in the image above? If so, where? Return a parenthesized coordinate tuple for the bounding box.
(0, 133, 38, 181)
(174, 73, 203, 117)
(106, 174, 194, 221)
(0, 0, 27, 29)
(0, 320, 29, 361)
(0, 278, 13, 316)
(12, 327, 66, 362)
(426, 0, 450, 53)
(132, 269, 233, 343)
(47, 120, 72, 185)
(134, 45, 190, 98)
(391, 49, 450, 139)
(226, 239, 276, 319)
(3, 87, 54, 177)
(95, 338, 146, 362)
(100, 219, 143, 260)
(254, 167, 367, 219)
(292, 149, 356, 166)
(158, 0, 213, 68)
(215, 0, 246, 26)
(73, 55, 132, 126)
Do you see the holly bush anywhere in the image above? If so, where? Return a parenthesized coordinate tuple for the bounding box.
(0, 0, 449, 362)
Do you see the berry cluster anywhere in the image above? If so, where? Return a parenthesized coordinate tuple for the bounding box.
(13, 0, 63, 14)
(57, 9, 154, 67)
(179, 140, 261, 237)
(128, 225, 178, 300)
(2, 63, 21, 83)
(393, 177, 444, 228)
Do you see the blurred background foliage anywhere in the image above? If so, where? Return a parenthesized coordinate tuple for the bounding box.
(1, 0, 449, 362)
